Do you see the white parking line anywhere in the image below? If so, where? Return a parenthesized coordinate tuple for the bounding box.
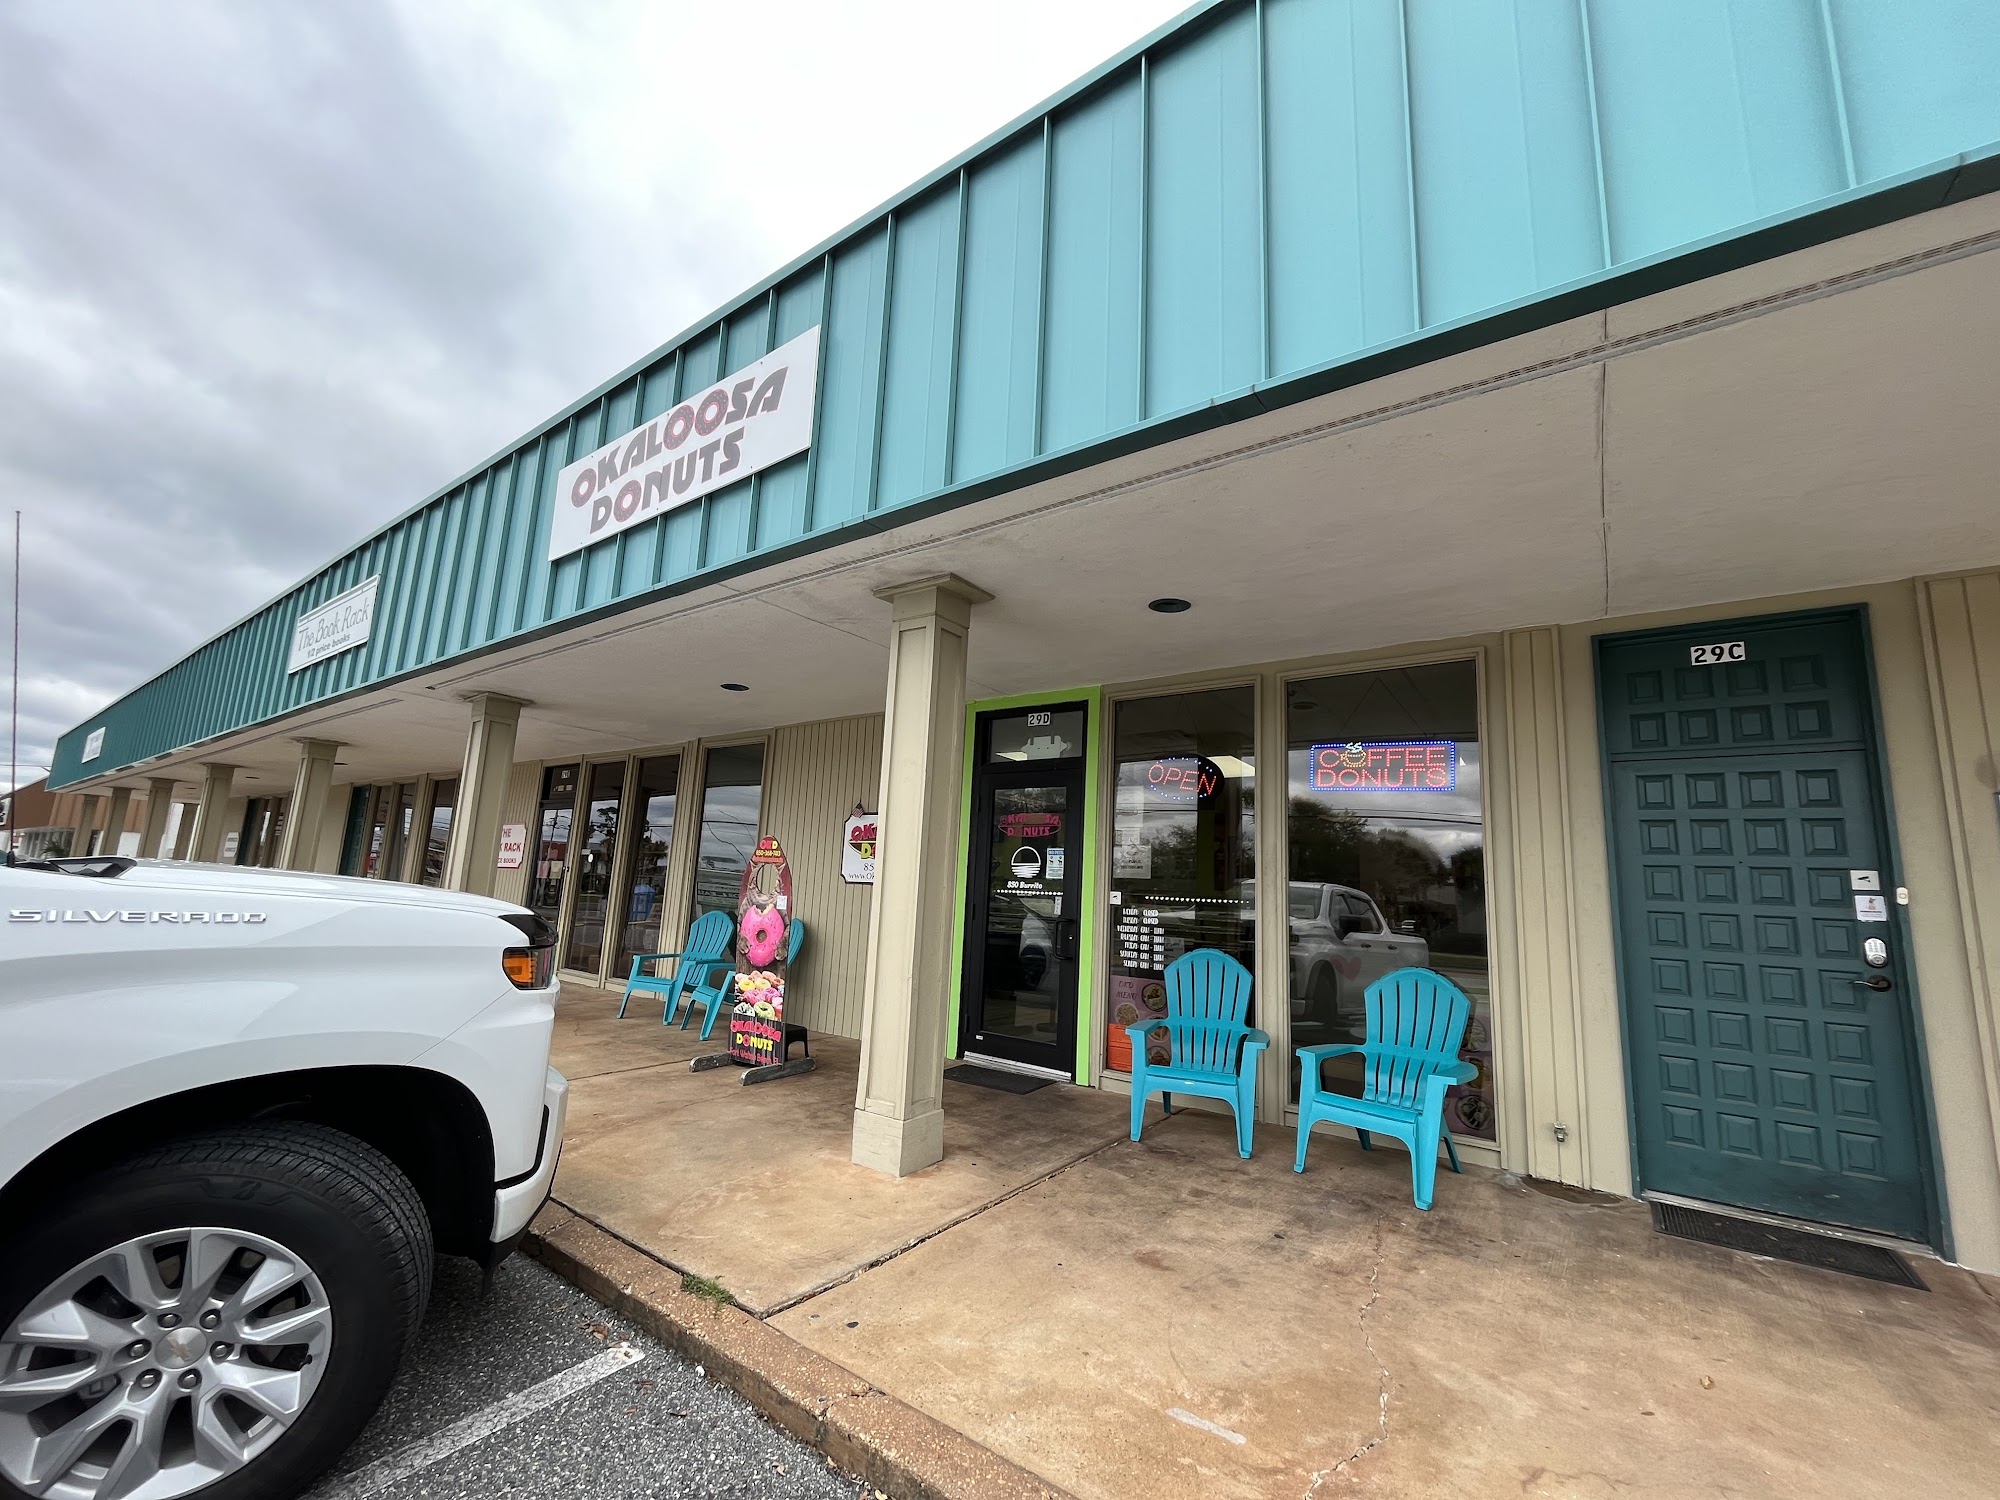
(316, 1342, 647, 1498)
(1167, 1407, 1247, 1445)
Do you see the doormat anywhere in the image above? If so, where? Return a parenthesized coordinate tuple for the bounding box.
(1650, 1201, 1926, 1289)
(943, 1064, 1052, 1095)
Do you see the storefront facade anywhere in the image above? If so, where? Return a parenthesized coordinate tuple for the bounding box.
(44, 2, 2000, 1270)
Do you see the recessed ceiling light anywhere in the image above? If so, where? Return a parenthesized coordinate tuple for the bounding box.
(720, 682, 749, 692)
(1147, 597, 1192, 614)
(1292, 699, 1320, 711)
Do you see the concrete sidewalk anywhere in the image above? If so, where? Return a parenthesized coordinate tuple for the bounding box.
(546, 986, 2000, 1499)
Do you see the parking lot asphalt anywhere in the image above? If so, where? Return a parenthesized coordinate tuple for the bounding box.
(304, 1254, 872, 1500)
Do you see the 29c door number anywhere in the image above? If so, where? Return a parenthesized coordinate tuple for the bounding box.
(1689, 641, 1747, 665)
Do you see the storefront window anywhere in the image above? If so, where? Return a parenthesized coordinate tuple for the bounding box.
(419, 779, 456, 887)
(690, 744, 764, 923)
(1107, 688, 1256, 1071)
(615, 755, 680, 980)
(1285, 660, 1493, 1139)
(528, 764, 579, 931)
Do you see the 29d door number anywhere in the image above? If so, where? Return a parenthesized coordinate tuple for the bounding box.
(1689, 641, 1747, 665)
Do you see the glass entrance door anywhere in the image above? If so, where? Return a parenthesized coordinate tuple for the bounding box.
(527, 764, 579, 933)
(960, 705, 1088, 1075)
(614, 755, 680, 982)
(561, 761, 627, 976)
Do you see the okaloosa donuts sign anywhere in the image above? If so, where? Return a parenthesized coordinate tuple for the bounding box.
(548, 327, 820, 562)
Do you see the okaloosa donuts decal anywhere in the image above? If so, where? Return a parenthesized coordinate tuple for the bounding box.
(548, 326, 821, 562)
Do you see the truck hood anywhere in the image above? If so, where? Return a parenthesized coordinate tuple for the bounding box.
(65, 860, 533, 919)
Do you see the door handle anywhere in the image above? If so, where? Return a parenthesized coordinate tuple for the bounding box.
(1851, 975, 1893, 992)
(1056, 919, 1080, 962)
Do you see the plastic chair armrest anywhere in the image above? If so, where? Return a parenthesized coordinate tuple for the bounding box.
(1295, 1043, 1364, 1062)
(1436, 1059, 1477, 1084)
(1127, 1019, 1167, 1039)
(1243, 1028, 1272, 1048)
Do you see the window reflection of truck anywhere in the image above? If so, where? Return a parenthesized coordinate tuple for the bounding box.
(1016, 900, 1056, 988)
(1241, 880, 1428, 1043)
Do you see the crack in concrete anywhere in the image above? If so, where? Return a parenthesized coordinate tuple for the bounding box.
(761, 1127, 1135, 1319)
(1304, 1225, 1390, 1496)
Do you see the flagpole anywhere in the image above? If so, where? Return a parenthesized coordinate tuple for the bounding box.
(7, 510, 18, 858)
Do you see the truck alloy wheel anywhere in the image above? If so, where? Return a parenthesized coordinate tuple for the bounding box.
(0, 1125, 432, 1500)
(0, 1228, 333, 1498)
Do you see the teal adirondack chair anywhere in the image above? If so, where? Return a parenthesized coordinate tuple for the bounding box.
(1127, 949, 1268, 1159)
(1294, 967, 1475, 1209)
(618, 910, 734, 1024)
(681, 916, 808, 1041)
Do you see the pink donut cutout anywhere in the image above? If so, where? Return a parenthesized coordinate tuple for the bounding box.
(741, 905, 785, 969)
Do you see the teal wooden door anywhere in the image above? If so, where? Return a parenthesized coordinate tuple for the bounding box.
(1599, 614, 1929, 1239)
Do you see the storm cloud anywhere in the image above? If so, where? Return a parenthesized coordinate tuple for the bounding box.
(0, 0, 1183, 788)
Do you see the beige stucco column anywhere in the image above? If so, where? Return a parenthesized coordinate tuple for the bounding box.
(101, 787, 133, 856)
(279, 739, 342, 871)
(138, 778, 178, 858)
(443, 694, 527, 897)
(170, 802, 196, 860)
(72, 794, 104, 856)
(188, 764, 236, 863)
(851, 575, 991, 1177)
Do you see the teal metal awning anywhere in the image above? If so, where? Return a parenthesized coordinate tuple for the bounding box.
(51, 0, 2000, 788)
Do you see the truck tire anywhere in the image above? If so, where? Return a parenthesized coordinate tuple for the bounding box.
(0, 1124, 433, 1500)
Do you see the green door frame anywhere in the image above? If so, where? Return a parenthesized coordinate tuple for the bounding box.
(949, 688, 1104, 1084)
(1593, 604, 1949, 1253)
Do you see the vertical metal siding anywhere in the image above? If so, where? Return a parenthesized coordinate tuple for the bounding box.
(762, 715, 884, 1039)
(1825, 0, 2000, 183)
(1587, 0, 1848, 263)
(50, 0, 2000, 787)
(1043, 76, 1144, 449)
(951, 135, 1045, 481)
(1146, 4, 1264, 413)
(808, 229, 892, 531)
(876, 189, 961, 509)
(1404, 0, 1603, 325)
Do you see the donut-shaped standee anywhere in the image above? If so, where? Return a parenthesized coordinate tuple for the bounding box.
(741, 904, 786, 969)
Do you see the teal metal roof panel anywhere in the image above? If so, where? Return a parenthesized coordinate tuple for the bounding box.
(50, 0, 2000, 788)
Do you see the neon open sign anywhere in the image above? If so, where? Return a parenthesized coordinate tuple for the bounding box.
(1311, 741, 1457, 793)
(1146, 757, 1221, 803)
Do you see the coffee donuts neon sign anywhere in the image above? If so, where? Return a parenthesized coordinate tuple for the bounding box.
(1310, 741, 1456, 792)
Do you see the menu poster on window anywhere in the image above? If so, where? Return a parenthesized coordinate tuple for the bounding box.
(728, 837, 793, 1067)
(1106, 973, 1170, 1071)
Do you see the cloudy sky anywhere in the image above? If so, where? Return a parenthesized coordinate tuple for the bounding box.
(0, 0, 1188, 791)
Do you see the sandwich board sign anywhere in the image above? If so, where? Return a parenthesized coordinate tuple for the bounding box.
(691, 835, 814, 1084)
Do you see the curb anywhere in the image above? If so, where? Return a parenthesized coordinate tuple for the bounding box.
(523, 1204, 1073, 1500)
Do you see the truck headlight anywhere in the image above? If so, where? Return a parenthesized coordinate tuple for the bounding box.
(500, 912, 557, 989)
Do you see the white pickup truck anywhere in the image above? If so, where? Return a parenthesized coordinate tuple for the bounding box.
(0, 854, 568, 1500)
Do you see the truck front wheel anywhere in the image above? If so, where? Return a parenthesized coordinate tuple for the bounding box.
(0, 1124, 433, 1500)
